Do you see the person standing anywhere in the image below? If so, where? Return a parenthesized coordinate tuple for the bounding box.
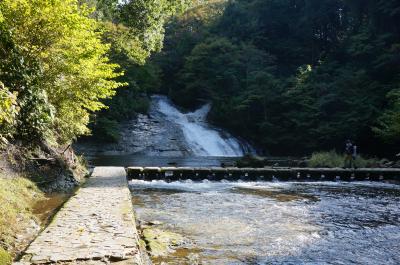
(352, 143, 357, 168)
(344, 140, 353, 168)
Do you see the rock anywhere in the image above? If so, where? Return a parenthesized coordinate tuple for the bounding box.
(235, 155, 266, 168)
(147, 220, 163, 226)
(142, 228, 185, 257)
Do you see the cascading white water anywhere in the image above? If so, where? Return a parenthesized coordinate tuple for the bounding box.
(153, 95, 245, 157)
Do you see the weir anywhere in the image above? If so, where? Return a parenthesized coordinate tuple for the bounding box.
(127, 166, 400, 182)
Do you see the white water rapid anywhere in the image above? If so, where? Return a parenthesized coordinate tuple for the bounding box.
(153, 95, 246, 157)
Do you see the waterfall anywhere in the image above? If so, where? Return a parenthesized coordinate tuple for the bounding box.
(153, 95, 247, 157)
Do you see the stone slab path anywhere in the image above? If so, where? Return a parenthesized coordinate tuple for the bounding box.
(16, 167, 146, 265)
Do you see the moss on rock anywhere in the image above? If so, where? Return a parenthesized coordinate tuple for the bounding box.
(142, 228, 184, 257)
(0, 176, 44, 259)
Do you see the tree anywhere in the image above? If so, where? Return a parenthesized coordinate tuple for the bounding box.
(157, 0, 400, 156)
(81, 0, 198, 141)
(374, 88, 400, 142)
(0, 0, 123, 144)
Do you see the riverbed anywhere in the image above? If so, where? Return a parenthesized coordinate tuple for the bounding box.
(129, 180, 400, 264)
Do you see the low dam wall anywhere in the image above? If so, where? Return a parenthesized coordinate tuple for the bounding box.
(127, 167, 400, 182)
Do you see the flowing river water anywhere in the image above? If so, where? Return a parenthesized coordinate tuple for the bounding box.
(79, 96, 400, 264)
(130, 180, 400, 264)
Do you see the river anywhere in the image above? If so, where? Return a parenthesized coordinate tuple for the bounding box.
(79, 95, 400, 264)
(130, 180, 400, 264)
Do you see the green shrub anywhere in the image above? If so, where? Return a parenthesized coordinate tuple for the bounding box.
(308, 151, 344, 168)
(308, 151, 381, 168)
(0, 83, 19, 143)
(0, 247, 12, 265)
(354, 156, 381, 168)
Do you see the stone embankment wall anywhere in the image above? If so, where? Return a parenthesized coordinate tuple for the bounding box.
(16, 167, 148, 265)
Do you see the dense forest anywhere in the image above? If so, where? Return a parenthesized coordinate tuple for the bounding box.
(151, 0, 400, 156)
(1, 0, 399, 157)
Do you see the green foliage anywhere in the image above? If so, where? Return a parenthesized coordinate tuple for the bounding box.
(94, 0, 197, 64)
(154, 0, 227, 96)
(82, 0, 196, 141)
(156, 0, 400, 156)
(0, 177, 44, 255)
(0, 18, 53, 142)
(91, 117, 120, 142)
(0, 83, 19, 142)
(0, 247, 11, 265)
(1, 0, 189, 146)
(0, 0, 124, 145)
(102, 22, 150, 65)
(374, 88, 400, 141)
(88, 47, 158, 140)
(354, 156, 381, 169)
(308, 151, 345, 168)
(308, 151, 381, 168)
(2, 0, 399, 155)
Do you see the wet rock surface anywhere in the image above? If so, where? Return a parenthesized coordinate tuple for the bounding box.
(141, 227, 185, 257)
(76, 111, 191, 157)
(17, 167, 146, 265)
(75, 95, 251, 158)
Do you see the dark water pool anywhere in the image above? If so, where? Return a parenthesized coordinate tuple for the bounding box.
(86, 154, 238, 167)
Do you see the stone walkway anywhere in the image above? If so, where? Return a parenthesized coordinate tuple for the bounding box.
(16, 167, 146, 265)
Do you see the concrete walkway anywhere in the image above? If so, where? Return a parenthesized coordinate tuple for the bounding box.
(16, 167, 146, 265)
